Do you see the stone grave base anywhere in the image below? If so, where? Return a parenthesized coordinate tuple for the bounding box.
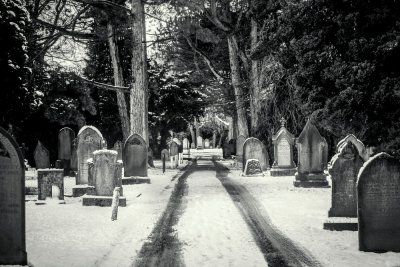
(72, 185, 95, 197)
(122, 176, 151, 185)
(82, 195, 126, 207)
(323, 217, 358, 231)
(294, 173, 330, 188)
(270, 167, 297, 176)
(35, 200, 66, 205)
(241, 172, 265, 177)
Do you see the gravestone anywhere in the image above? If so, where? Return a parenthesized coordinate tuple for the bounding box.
(161, 148, 170, 161)
(113, 141, 123, 160)
(34, 141, 50, 169)
(197, 136, 203, 149)
(336, 134, 369, 162)
(242, 159, 264, 177)
(0, 127, 27, 265)
(271, 118, 297, 176)
(58, 127, 75, 175)
(37, 169, 65, 202)
(123, 134, 148, 177)
(83, 150, 125, 207)
(357, 153, 400, 252)
(170, 141, 179, 168)
(148, 147, 155, 168)
(242, 137, 269, 172)
(76, 126, 103, 185)
(70, 138, 78, 172)
(191, 143, 196, 149)
(183, 138, 189, 150)
(236, 135, 246, 161)
(323, 142, 363, 231)
(294, 120, 329, 187)
(204, 139, 210, 149)
(223, 143, 232, 159)
(228, 139, 236, 155)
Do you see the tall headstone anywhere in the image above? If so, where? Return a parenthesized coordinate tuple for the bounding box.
(123, 134, 147, 177)
(336, 134, 369, 162)
(83, 150, 125, 207)
(204, 139, 210, 149)
(34, 141, 50, 169)
(170, 141, 179, 168)
(70, 138, 78, 172)
(76, 126, 103, 185)
(182, 138, 190, 158)
(236, 135, 246, 161)
(357, 153, 400, 252)
(197, 136, 203, 149)
(0, 127, 27, 265)
(294, 120, 329, 187)
(223, 142, 232, 159)
(242, 137, 269, 172)
(113, 141, 123, 160)
(58, 127, 75, 175)
(228, 139, 236, 155)
(271, 118, 297, 176)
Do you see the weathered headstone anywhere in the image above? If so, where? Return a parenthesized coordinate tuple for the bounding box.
(148, 147, 155, 168)
(34, 141, 50, 169)
(37, 169, 65, 201)
(204, 139, 210, 149)
(123, 134, 148, 177)
(242, 159, 264, 177)
(223, 143, 232, 159)
(0, 127, 27, 265)
(294, 120, 329, 187)
(83, 150, 125, 207)
(228, 139, 236, 155)
(170, 141, 179, 168)
(76, 126, 103, 185)
(336, 134, 369, 162)
(58, 127, 75, 176)
(70, 138, 78, 172)
(242, 137, 269, 172)
(271, 118, 297, 176)
(323, 142, 364, 231)
(113, 141, 123, 160)
(197, 136, 203, 149)
(161, 148, 170, 161)
(357, 153, 400, 252)
(236, 135, 246, 161)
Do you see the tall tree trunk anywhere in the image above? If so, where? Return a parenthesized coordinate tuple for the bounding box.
(130, 0, 148, 143)
(250, 18, 261, 136)
(227, 35, 249, 138)
(107, 22, 130, 141)
(189, 123, 195, 147)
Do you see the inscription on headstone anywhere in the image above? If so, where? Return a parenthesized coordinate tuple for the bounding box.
(123, 134, 147, 177)
(357, 152, 400, 252)
(242, 137, 269, 172)
(0, 127, 27, 265)
(243, 159, 264, 176)
(277, 139, 291, 166)
(34, 141, 50, 169)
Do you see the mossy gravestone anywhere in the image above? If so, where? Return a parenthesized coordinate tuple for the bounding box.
(357, 153, 400, 252)
(34, 141, 50, 169)
(242, 137, 269, 172)
(0, 127, 27, 265)
(123, 134, 147, 177)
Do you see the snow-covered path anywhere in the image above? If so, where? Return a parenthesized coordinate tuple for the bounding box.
(175, 159, 268, 267)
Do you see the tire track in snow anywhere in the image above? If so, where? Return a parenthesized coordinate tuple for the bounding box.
(132, 160, 197, 267)
(213, 159, 323, 267)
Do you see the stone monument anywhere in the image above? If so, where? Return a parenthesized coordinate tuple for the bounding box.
(357, 152, 400, 252)
(336, 134, 369, 162)
(197, 136, 203, 149)
(34, 141, 50, 169)
(0, 127, 27, 265)
(294, 120, 329, 187)
(242, 159, 264, 177)
(242, 137, 269, 172)
(271, 118, 297, 176)
(58, 127, 75, 175)
(122, 134, 149, 184)
(170, 141, 179, 169)
(37, 169, 65, 204)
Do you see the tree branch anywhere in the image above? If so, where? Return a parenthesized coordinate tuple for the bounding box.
(76, 76, 130, 93)
(33, 18, 95, 39)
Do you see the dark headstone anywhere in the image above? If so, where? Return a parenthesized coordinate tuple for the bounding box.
(170, 141, 179, 157)
(328, 142, 363, 217)
(76, 126, 103, 184)
(242, 137, 269, 172)
(223, 143, 232, 159)
(228, 139, 236, 155)
(37, 169, 64, 201)
(113, 141, 123, 160)
(0, 127, 27, 265)
(294, 120, 329, 187)
(70, 138, 78, 172)
(243, 159, 264, 176)
(34, 141, 50, 169)
(58, 127, 75, 160)
(271, 123, 296, 176)
(123, 134, 147, 177)
(357, 152, 400, 252)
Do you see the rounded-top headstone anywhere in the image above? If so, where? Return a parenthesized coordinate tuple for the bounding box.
(34, 141, 50, 169)
(58, 127, 75, 160)
(170, 141, 179, 157)
(357, 152, 400, 252)
(123, 134, 147, 177)
(242, 137, 269, 172)
(0, 127, 27, 265)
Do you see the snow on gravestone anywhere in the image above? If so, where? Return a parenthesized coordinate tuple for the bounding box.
(243, 159, 264, 176)
(336, 134, 369, 162)
(204, 139, 210, 149)
(113, 141, 123, 161)
(58, 127, 75, 175)
(0, 127, 27, 265)
(242, 137, 269, 172)
(123, 134, 147, 177)
(328, 141, 364, 217)
(236, 135, 246, 160)
(34, 141, 50, 169)
(357, 152, 400, 252)
(77, 126, 103, 184)
(271, 122, 296, 176)
(294, 120, 329, 187)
